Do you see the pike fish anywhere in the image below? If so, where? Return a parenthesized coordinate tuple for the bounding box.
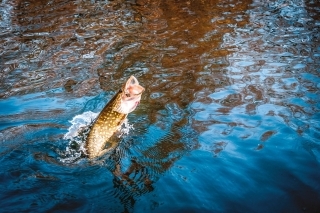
(86, 76, 145, 159)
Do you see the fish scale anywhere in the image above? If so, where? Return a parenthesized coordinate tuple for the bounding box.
(86, 76, 144, 159)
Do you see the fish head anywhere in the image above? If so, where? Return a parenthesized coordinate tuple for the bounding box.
(115, 76, 145, 114)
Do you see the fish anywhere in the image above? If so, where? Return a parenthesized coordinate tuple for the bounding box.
(85, 76, 145, 159)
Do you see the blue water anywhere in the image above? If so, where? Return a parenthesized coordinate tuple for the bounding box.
(1, 0, 320, 212)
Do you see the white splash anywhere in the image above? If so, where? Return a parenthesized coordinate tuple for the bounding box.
(60, 111, 98, 163)
(118, 118, 134, 137)
(64, 111, 98, 140)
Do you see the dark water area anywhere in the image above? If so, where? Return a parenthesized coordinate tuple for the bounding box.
(1, 0, 320, 212)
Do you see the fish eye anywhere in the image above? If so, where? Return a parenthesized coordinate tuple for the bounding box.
(125, 93, 130, 97)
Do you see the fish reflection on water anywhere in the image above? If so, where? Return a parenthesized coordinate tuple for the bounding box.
(0, 0, 320, 212)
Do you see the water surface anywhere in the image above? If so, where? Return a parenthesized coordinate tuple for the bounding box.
(1, 0, 320, 212)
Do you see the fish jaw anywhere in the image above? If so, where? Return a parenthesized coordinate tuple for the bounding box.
(117, 98, 141, 114)
(115, 76, 145, 114)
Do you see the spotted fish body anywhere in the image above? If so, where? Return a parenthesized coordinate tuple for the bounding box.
(86, 76, 144, 159)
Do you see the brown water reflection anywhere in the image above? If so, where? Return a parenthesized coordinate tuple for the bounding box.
(1, 0, 320, 212)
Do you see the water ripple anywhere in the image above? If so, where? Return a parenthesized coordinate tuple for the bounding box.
(1, 0, 320, 212)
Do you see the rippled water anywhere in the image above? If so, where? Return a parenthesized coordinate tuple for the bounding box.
(1, 0, 320, 212)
